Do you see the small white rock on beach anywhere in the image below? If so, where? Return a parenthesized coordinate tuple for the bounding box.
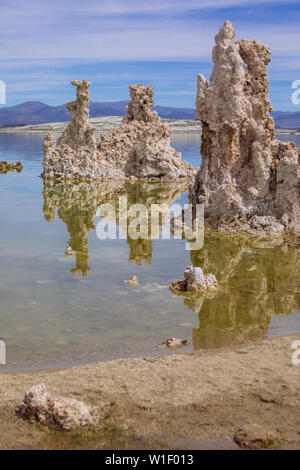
(19, 384, 99, 430)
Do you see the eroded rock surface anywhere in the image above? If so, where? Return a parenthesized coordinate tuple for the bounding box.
(19, 384, 99, 430)
(234, 424, 281, 449)
(42, 82, 195, 181)
(170, 266, 218, 292)
(192, 20, 300, 238)
(43, 80, 99, 180)
(124, 275, 139, 286)
(162, 338, 189, 350)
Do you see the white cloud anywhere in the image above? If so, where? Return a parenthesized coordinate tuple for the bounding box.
(1, 19, 298, 62)
(0, 1, 298, 59)
(1, 0, 299, 109)
(1, 0, 295, 18)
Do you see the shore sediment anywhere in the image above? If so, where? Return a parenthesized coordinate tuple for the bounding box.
(0, 117, 202, 134)
(0, 117, 298, 135)
(0, 333, 299, 449)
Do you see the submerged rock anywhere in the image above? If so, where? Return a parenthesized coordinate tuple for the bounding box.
(0, 161, 23, 174)
(234, 424, 281, 449)
(170, 266, 218, 292)
(124, 275, 139, 286)
(162, 338, 189, 349)
(42, 81, 195, 181)
(191, 20, 300, 238)
(19, 384, 99, 430)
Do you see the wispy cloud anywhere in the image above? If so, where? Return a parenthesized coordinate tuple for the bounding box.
(1, 1, 299, 60)
(0, 1, 299, 110)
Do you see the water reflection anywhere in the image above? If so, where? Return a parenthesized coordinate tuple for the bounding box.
(0, 161, 23, 174)
(171, 232, 300, 349)
(43, 180, 300, 350)
(2, 131, 300, 370)
(43, 180, 188, 275)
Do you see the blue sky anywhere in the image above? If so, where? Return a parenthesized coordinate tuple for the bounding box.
(0, 0, 300, 110)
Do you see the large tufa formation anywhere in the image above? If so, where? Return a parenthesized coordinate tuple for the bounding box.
(42, 82, 195, 181)
(98, 83, 195, 179)
(43, 80, 99, 180)
(192, 20, 300, 237)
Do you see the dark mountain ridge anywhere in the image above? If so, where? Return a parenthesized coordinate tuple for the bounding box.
(0, 101, 299, 128)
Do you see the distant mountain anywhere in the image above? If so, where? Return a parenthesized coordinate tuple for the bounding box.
(271, 111, 300, 129)
(0, 101, 299, 128)
(89, 101, 128, 118)
(0, 101, 69, 127)
(0, 101, 195, 128)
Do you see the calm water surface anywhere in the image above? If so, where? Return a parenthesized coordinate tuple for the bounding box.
(0, 132, 299, 371)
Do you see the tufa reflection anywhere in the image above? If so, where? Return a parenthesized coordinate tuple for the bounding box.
(43, 180, 188, 276)
(171, 232, 300, 349)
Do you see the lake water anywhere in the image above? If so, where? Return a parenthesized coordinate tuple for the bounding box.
(0, 132, 299, 371)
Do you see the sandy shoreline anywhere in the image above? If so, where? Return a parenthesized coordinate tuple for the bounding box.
(0, 117, 299, 135)
(0, 117, 202, 134)
(0, 333, 299, 449)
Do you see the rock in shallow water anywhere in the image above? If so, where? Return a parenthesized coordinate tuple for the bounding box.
(170, 266, 218, 292)
(19, 384, 99, 430)
(162, 338, 189, 349)
(65, 246, 73, 257)
(124, 275, 139, 286)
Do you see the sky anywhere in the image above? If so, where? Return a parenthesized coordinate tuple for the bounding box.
(0, 0, 300, 110)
